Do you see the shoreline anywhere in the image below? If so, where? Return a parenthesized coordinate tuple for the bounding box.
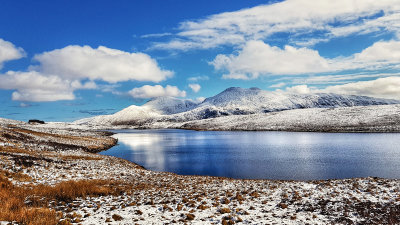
(1, 120, 399, 224)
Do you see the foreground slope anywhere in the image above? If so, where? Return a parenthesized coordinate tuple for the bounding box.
(0, 119, 399, 224)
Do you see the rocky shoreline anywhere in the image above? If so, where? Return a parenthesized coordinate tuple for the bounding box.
(0, 119, 399, 224)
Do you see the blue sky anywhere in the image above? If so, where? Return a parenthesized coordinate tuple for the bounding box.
(0, 0, 400, 121)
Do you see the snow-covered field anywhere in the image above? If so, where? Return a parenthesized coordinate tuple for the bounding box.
(181, 104, 400, 132)
(0, 119, 399, 224)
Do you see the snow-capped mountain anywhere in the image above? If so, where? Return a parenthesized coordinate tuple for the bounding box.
(143, 97, 198, 115)
(75, 87, 400, 126)
(202, 87, 398, 113)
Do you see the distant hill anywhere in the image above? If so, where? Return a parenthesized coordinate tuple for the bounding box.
(75, 87, 400, 127)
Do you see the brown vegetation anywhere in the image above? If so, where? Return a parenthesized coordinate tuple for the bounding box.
(0, 171, 59, 225)
(0, 169, 129, 224)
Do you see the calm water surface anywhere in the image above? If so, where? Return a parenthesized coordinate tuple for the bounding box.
(100, 129, 400, 180)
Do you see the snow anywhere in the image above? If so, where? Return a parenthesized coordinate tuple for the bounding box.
(0, 118, 399, 224)
(75, 87, 400, 129)
(143, 96, 198, 114)
(181, 104, 400, 132)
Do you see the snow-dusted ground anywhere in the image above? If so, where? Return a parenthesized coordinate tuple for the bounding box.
(0, 119, 399, 224)
(181, 104, 400, 132)
(70, 104, 400, 132)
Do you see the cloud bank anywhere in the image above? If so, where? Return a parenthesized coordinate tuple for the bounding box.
(213, 40, 400, 79)
(0, 42, 175, 101)
(285, 77, 400, 100)
(153, 0, 400, 50)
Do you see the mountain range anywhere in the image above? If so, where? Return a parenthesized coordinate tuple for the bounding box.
(75, 87, 400, 130)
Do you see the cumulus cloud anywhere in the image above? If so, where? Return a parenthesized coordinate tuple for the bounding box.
(0, 39, 25, 69)
(0, 71, 78, 101)
(213, 41, 330, 79)
(188, 83, 201, 93)
(321, 77, 400, 99)
(213, 40, 400, 79)
(0, 43, 175, 102)
(128, 85, 186, 99)
(0, 70, 98, 102)
(285, 77, 400, 99)
(350, 40, 400, 67)
(153, 0, 400, 50)
(33, 45, 173, 83)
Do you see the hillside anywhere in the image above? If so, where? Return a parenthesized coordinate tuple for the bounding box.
(74, 87, 400, 130)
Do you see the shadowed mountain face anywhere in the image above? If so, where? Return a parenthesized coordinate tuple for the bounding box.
(76, 87, 400, 126)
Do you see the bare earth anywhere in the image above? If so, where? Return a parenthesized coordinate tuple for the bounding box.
(0, 118, 399, 224)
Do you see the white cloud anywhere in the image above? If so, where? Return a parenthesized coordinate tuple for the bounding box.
(187, 75, 209, 82)
(0, 71, 98, 102)
(188, 83, 201, 93)
(33, 45, 173, 83)
(0, 71, 77, 102)
(0, 39, 25, 69)
(352, 40, 400, 64)
(154, 0, 400, 50)
(128, 85, 186, 99)
(285, 77, 400, 99)
(141, 33, 172, 38)
(285, 85, 312, 94)
(0, 44, 175, 102)
(195, 97, 206, 103)
(269, 82, 286, 88)
(213, 40, 400, 79)
(321, 77, 400, 99)
(213, 40, 330, 79)
(289, 73, 400, 85)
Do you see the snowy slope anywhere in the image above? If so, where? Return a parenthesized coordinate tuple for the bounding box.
(179, 104, 400, 132)
(143, 96, 198, 114)
(75, 87, 400, 126)
(201, 87, 399, 113)
(75, 97, 198, 126)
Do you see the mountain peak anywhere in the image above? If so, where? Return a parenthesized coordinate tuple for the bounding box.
(144, 96, 198, 115)
(223, 87, 242, 92)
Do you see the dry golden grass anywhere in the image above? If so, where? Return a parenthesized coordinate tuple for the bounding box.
(0, 169, 129, 225)
(0, 145, 31, 154)
(1, 170, 32, 182)
(0, 172, 59, 225)
(30, 180, 118, 203)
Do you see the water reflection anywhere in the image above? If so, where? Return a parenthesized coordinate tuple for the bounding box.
(100, 130, 400, 180)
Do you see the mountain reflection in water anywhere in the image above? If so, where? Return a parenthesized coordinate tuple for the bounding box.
(101, 129, 400, 180)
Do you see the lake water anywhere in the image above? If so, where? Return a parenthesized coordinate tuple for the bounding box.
(100, 129, 400, 180)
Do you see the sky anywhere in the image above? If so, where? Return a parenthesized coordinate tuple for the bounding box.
(0, 0, 400, 122)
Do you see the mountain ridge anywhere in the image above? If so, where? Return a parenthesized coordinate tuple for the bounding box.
(75, 87, 400, 126)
